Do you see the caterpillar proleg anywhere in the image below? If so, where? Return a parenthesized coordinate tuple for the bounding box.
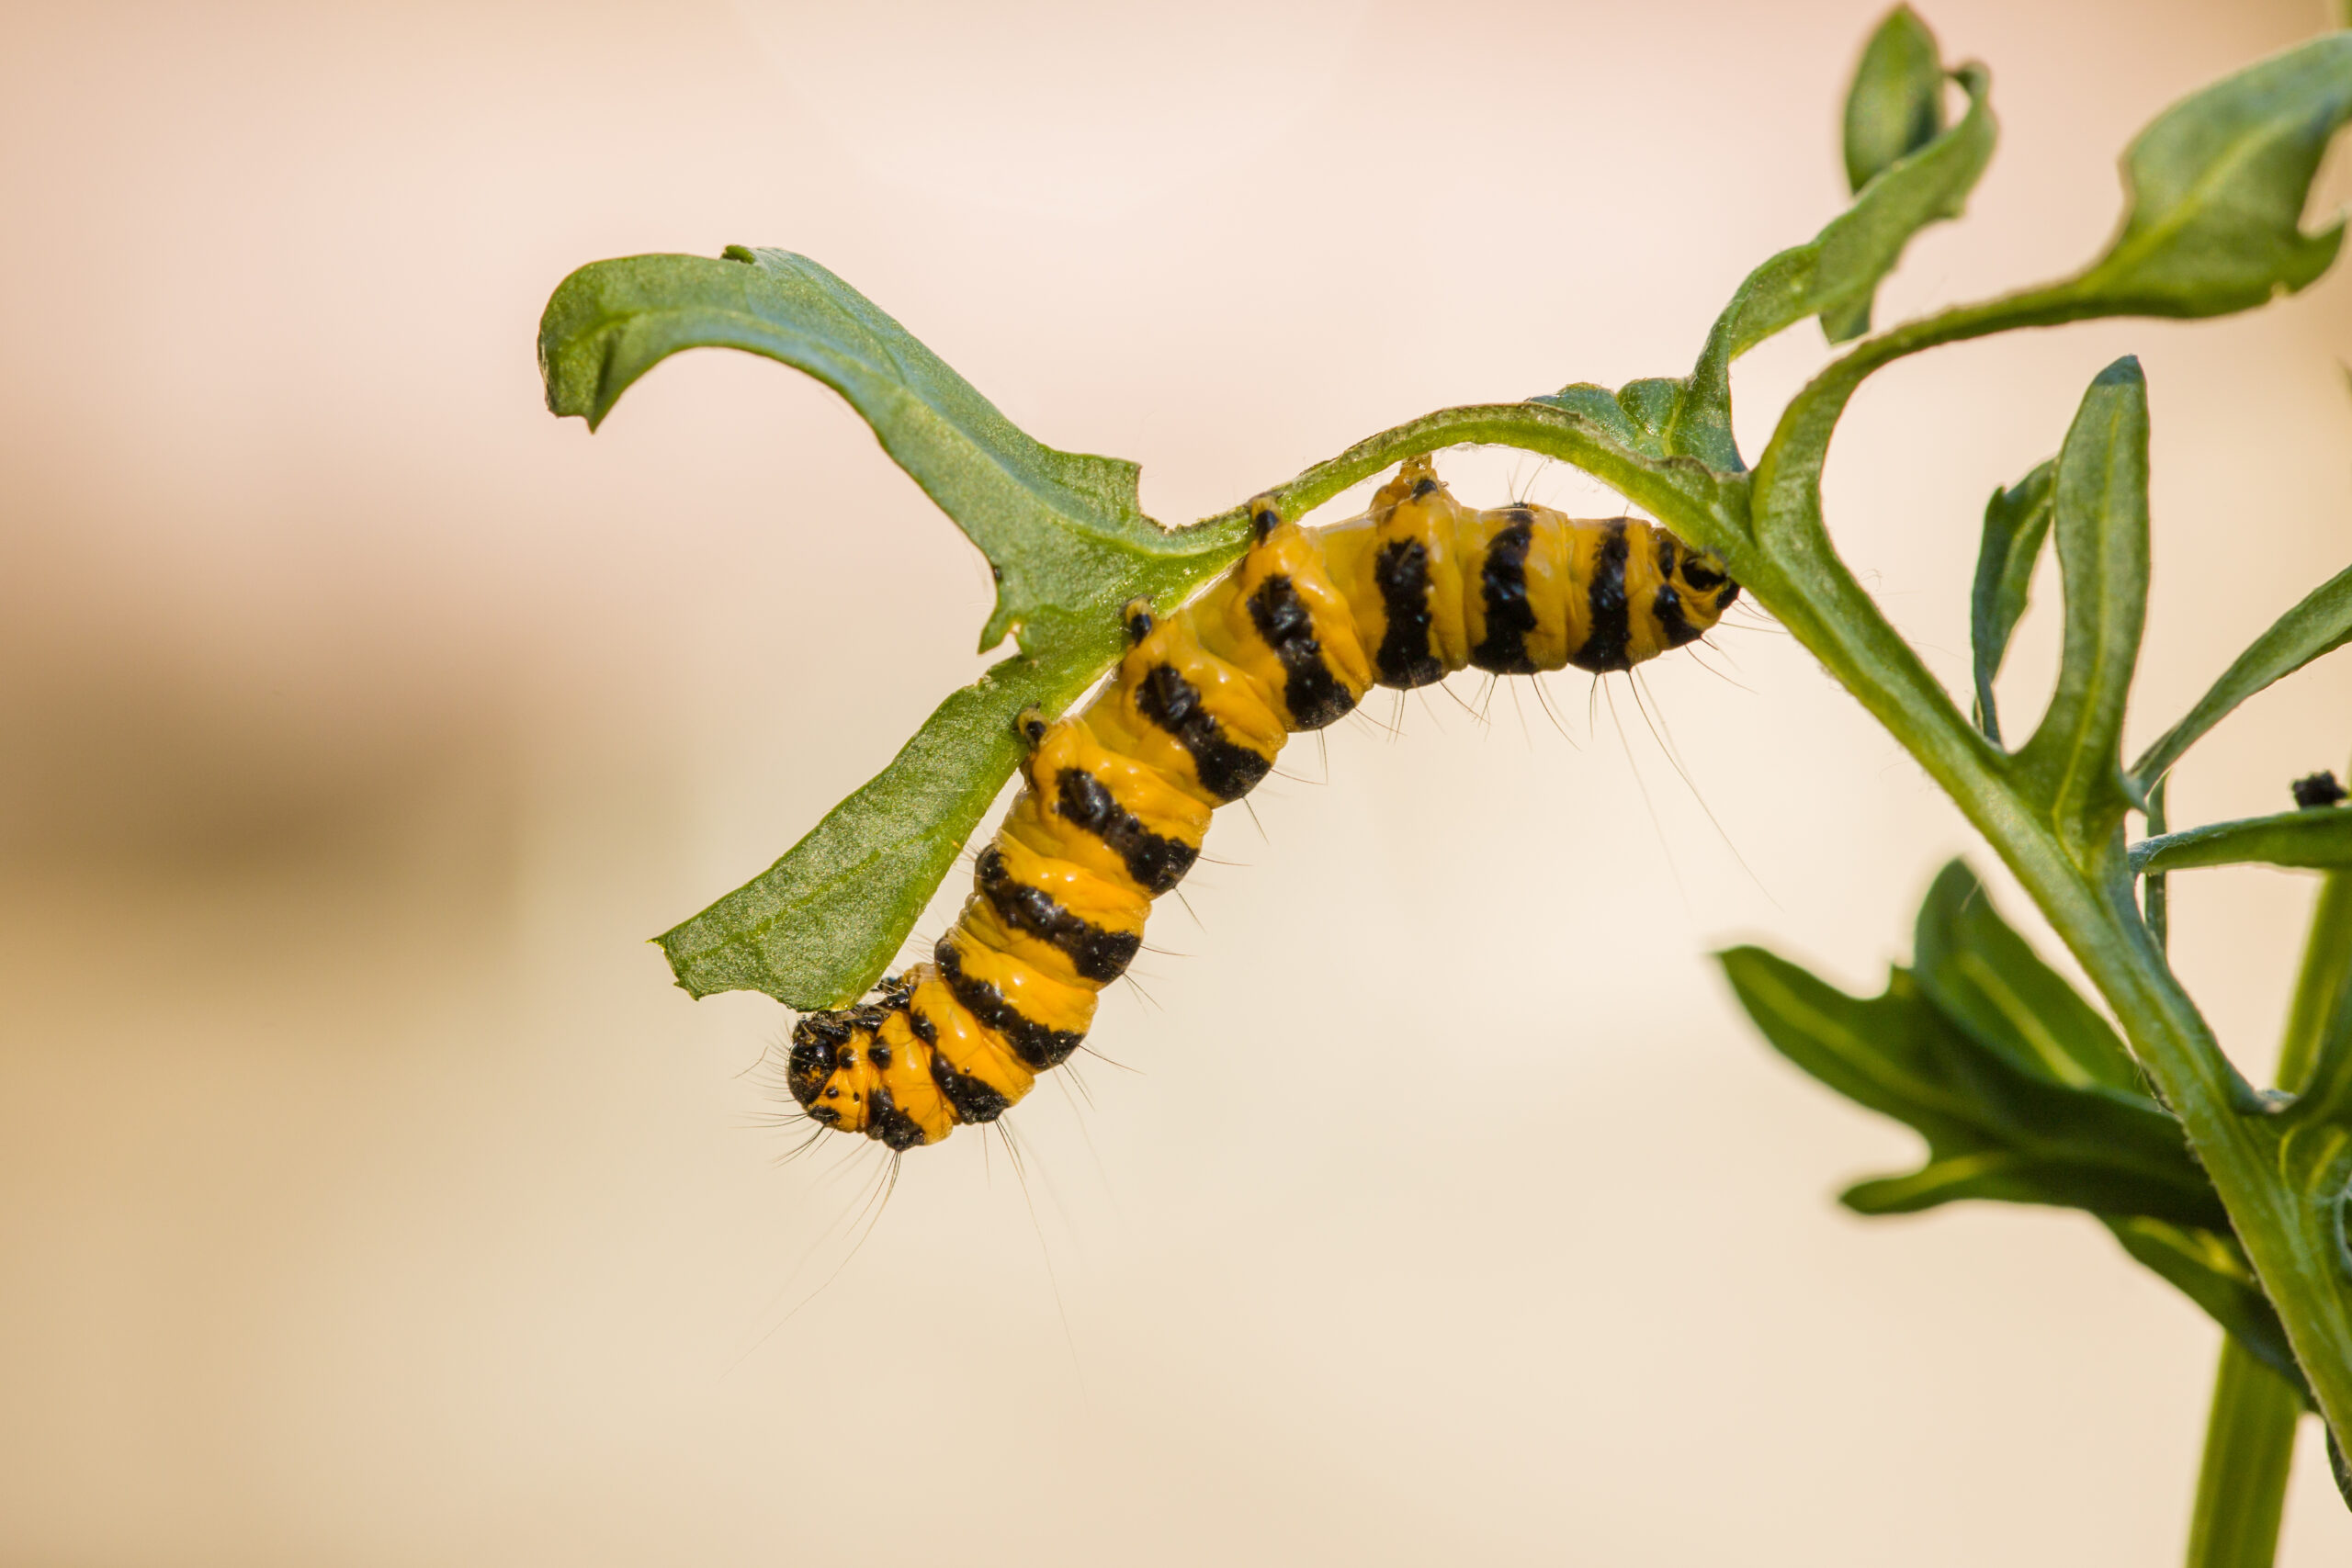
(786, 457, 1740, 1147)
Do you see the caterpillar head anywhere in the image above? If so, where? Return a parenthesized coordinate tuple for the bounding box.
(786, 1011, 856, 1126)
(786, 975, 919, 1138)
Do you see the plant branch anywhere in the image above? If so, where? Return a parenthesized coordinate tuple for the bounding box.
(2188, 1341, 2303, 1568)
(2183, 869, 2351, 1565)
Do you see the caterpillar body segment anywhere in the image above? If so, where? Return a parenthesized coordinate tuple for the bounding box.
(786, 457, 1740, 1148)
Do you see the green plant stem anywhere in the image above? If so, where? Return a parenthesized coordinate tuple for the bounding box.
(1322, 288, 2352, 1454)
(2188, 1341, 2304, 1568)
(1238, 289, 2352, 1450)
(2280, 873, 2352, 1091)
(1727, 293, 2352, 1460)
(2182, 871, 2351, 1565)
(2146, 775, 2171, 951)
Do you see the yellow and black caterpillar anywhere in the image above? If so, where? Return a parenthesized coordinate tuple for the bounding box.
(786, 457, 1740, 1148)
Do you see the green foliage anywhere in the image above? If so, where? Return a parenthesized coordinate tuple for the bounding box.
(1722, 862, 2296, 1385)
(2109, 1220, 2307, 1396)
(1843, 6, 1948, 197)
(1834, 6, 1956, 338)
(2186, 1341, 2304, 1568)
(2132, 807, 2352, 875)
(1969, 458, 2054, 745)
(2066, 36, 2352, 318)
(1707, 61, 1994, 362)
(539, 248, 1242, 1007)
(1529, 28, 1993, 478)
(1911, 860, 2139, 1091)
(2012, 357, 2153, 863)
(2132, 563, 2352, 786)
(539, 9, 2352, 1524)
(1667, 55, 1994, 466)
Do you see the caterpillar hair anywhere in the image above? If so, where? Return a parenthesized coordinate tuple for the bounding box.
(784, 456, 1740, 1148)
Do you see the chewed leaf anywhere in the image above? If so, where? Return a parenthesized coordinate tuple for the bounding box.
(2016, 356, 2150, 862)
(1912, 861, 2141, 1093)
(539, 247, 1233, 650)
(2130, 807, 2352, 875)
(2070, 33, 2352, 318)
(2132, 562, 2352, 786)
(1969, 457, 2055, 745)
(540, 248, 1245, 1006)
(659, 637, 1094, 1009)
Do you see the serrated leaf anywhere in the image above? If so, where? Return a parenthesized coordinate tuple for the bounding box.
(2132, 563, 2352, 786)
(2067, 33, 2352, 319)
(538, 247, 1244, 1007)
(1719, 942, 2225, 1230)
(2104, 1217, 2310, 1397)
(1913, 861, 2142, 1092)
(2015, 356, 2150, 861)
(1969, 457, 2055, 745)
(2130, 807, 2352, 875)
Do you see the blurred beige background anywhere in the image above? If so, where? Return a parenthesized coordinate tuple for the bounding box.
(5, 1, 2352, 1562)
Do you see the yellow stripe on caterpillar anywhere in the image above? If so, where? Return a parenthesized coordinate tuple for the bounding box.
(785, 456, 1739, 1149)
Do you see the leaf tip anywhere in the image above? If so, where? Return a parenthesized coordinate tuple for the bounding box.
(2093, 353, 2145, 389)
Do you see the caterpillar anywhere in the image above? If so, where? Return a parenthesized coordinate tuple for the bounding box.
(785, 456, 1740, 1148)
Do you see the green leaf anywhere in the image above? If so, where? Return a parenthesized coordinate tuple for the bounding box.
(1532, 379, 1695, 464)
(657, 649, 1085, 1009)
(1832, 6, 1951, 340)
(2104, 1217, 2311, 1398)
(2281, 872, 2352, 1136)
(2015, 356, 2151, 859)
(1718, 942, 2226, 1230)
(538, 248, 1245, 1007)
(2131, 807, 2352, 875)
(2143, 773, 2172, 952)
(1724, 855, 2333, 1401)
(1912, 860, 2143, 1093)
(538, 247, 1234, 652)
(1752, 35, 2352, 571)
(1969, 457, 2056, 745)
(2067, 33, 2352, 319)
(1720, 61, 1993, 359)
(1843, 6, 1948, 196)
(1721, 905, 2318, 1382)
(1667, 59, 1995, 470)
(2132, 563, 2352, 786)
